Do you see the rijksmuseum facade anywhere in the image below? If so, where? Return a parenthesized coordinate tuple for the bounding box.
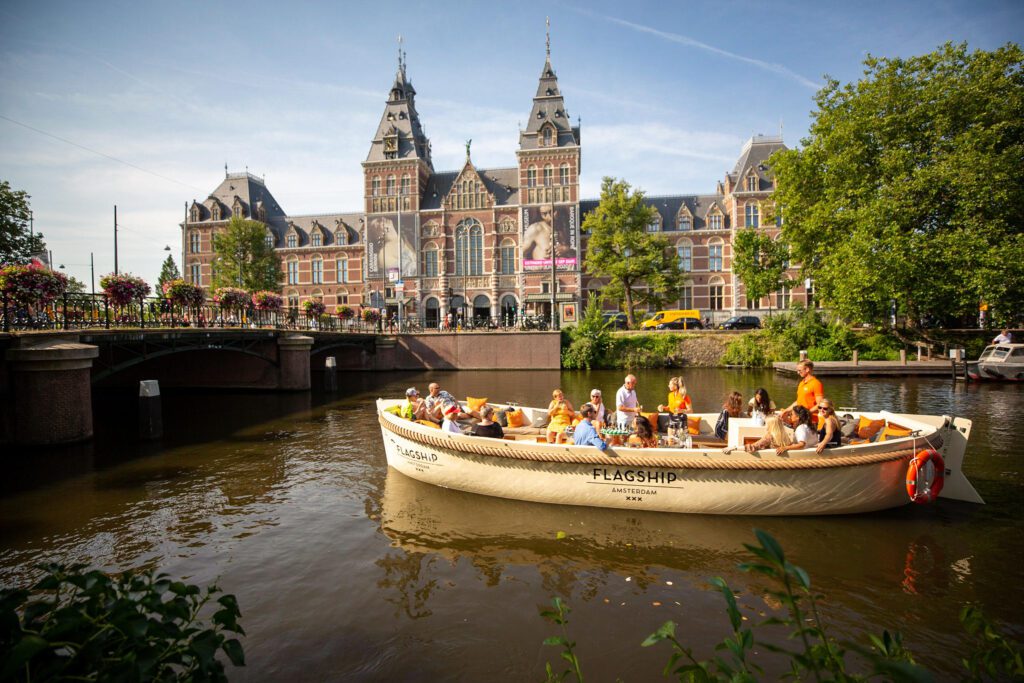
(181, 46, 808, 327)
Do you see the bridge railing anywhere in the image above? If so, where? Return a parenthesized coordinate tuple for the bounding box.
(1, 292, 556, 334)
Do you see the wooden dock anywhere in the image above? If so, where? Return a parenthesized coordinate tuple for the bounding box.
(774, 360, 956, 377)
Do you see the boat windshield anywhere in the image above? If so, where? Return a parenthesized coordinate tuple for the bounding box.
(979, 346, 997, 360)
(991, 347, 1010, 360)
(1011, 348, 1024, 358)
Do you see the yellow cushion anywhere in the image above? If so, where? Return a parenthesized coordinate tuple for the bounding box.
(857, 417, 886, 441)
(878, 424, 912, 442)
(507, 409, 526, 428)
(687, 415, 702, 435)
(466, 396, 489, 412)
(384, 405, 402, 416)
(416, 419, 441, 430)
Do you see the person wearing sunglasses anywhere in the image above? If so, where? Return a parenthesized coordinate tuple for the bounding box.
(588, 389, 607, 429)
(815, 398, 842, 453)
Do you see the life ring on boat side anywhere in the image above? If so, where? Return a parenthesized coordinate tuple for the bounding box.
(905, 449, 945, 504)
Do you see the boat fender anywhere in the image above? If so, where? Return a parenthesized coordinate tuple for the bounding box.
(906, 449, 945, 504)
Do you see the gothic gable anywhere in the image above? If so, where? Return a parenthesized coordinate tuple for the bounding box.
(444, 160, 494, 211)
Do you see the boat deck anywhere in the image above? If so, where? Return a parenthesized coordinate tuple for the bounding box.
(774, 360, 954, 377)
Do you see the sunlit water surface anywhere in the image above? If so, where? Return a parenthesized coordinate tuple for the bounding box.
(1, 368, 1021, 680)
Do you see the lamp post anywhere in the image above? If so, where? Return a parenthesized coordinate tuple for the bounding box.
(114, 205, 119, 275)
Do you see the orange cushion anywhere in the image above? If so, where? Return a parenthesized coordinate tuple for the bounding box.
(507, 409, 525, 428)
(416, 419, 441, 430)
(687, 415, 702, 435)
(466, 396, 488, 412)
(857, 417, 886, 441)
(878, 424, 912, 442)
(642, 411, 660, 427)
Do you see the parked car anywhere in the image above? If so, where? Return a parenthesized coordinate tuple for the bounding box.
(602, 312, 629, 329)
(717, 315, 762, 330)
(656, 317, 703, 330)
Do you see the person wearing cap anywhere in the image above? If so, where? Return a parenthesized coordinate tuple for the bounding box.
(441, 401, 463, 434)
(400, 387, 426, 420)
(572, 403, 607, 451)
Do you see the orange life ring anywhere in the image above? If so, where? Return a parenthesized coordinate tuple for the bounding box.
(906, 448, 945, 504)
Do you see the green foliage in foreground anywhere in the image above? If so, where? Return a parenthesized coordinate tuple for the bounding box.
(722, 307, 903, 367)
(542, 530, 1023, 682)
(561, 298, 615, 370)
(1, 564, 245, 682)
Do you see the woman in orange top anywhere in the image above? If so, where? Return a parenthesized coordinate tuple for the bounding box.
(780, 359, 824, 424)
(546, 388, 575, 443)
(658, 376, 692, 415)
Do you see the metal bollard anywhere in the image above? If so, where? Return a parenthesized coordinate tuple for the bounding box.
(138, 380, 163, 440)
(324, 356, 337, 392)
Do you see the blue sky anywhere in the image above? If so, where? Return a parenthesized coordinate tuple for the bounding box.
(1, 0, 1020, 289)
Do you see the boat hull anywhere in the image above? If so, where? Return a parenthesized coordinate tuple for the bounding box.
(378, 411, 948, 516)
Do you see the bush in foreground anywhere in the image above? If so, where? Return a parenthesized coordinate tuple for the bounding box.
(1, 564, 244, 682)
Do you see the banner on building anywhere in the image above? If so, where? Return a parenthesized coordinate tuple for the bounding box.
(366, 213, 417, 279)
(521, 204, 577, 270)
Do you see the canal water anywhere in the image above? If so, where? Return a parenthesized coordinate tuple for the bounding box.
(1, 368, 1021, 680)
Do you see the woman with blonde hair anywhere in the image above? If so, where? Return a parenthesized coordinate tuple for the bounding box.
(658, 376, 692, 415)
(745, 415, 793, 452)
(546, 388, 575, 443)
(815, 398, 842, 453)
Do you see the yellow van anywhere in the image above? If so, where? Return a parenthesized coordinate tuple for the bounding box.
(639, 309, 702, 329)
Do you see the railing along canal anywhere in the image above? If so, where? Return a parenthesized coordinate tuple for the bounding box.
(0, 292, 550, 334)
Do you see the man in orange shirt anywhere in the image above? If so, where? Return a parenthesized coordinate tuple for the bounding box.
(780, 360, 824, 424)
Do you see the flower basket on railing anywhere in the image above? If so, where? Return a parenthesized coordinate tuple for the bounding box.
(212, 287, 250, 310)
(252, 291, 283, 311)
(337, 305, 354, 320)
(302, 299, 326, 318)
(362, 308, 380, 324)
(99, 273, 151, 307)
(162, 279, 205, 308)
(0, 261, 68, 307)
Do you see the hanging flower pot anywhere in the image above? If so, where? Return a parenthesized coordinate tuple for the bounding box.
(302, 299, 326, 317)
(337, 305, 354, 320)
(162, 279, 205, 307)
(0, 262, 68, 307)
(212, 287, 250, 310)
(251, 290, 283, 311)
(99, 273, 151, 307)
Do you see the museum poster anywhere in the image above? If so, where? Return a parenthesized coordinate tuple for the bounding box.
(366, 213, 418, 280)
(521, 204, 577, 270)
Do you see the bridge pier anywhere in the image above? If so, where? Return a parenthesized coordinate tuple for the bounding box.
(6, 341, 99, 445)
(278, 335, 314, 391)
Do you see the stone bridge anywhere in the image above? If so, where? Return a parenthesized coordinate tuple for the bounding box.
(0, 328, 560, 445)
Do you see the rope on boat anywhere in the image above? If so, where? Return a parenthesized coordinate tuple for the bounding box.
(379, 416, 944, 470)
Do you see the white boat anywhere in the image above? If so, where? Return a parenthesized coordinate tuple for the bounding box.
(966, 343, 1024, 381)
(376, 400, 984, 516)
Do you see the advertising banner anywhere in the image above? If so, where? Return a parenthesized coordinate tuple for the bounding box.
(367, 213, 417, 279)
(521, 204, 577, 270)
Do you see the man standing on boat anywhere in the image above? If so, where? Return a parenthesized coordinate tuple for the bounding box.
(616, 374, 640, 430)
(780, 360, 824, 424)
(573, 403, 607, 451)
(993, 329, 1012, 344)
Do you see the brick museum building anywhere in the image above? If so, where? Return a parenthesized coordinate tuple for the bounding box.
(181, 41, 809, 327)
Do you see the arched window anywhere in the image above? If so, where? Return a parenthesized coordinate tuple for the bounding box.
(527, 166, 537, 188)
(287, 292, 299, 311)
(422, 243, 438, 277)
(337, 255, 349, 283)
(559, 164, 569, 185)
(189, 261, 201, 284)
(543, 165, 553, 187)
(371, 177, 381, 196)
(287, 257, 299, 285)
(709, 276, 725, 311)
(745, 203, 760, 228)
(676, 239, 693, 272)
(708, 238, 724, 272)
(455, 219, 483, 276)
(499, 238, 516, 275)
(311, 256, 323, 284)
(386, 175, 396, 195)
(336, 287, 349, 305)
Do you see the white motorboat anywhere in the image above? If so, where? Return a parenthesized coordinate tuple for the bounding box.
(966, 343, 1024, 381)
(376, 400, 983, 516)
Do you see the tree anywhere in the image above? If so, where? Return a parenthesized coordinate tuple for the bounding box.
(582, 177, 684, 327)
(0, 180, 46, 264)
(770, 43, 1024, 328)
(156, 254, 180, 293)
(212, 217, 281, 291)
(732, 228, 791, 316)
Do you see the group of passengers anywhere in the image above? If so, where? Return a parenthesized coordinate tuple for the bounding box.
(398, 359, 846, 453)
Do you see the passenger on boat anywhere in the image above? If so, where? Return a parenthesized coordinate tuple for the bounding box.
(714, 391, 745, 440)
(629, 415, 659, 448)
(745, 415, 793, 452)
(776, 405, 818, 454)
(658, 377, 692, 415)
(815, 398, 842, 453)
(615, 374, 640, 430)
(471, 405, 504, 439)
(780, 360, 824, 425)
(441, 402, 463, 435)
(400, 387, 426, 420)
(424, 383, 455, 422)
(748, 388, 776, 426)
(588, 389, 608, 429)
(993, 329, 1012, 344)
(572, 403, 608, 451)
(547, 389, 575, 443)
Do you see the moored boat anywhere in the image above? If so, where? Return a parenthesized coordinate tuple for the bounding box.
(376, 399, 984, 516)
(966, 343, 1024, 381)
